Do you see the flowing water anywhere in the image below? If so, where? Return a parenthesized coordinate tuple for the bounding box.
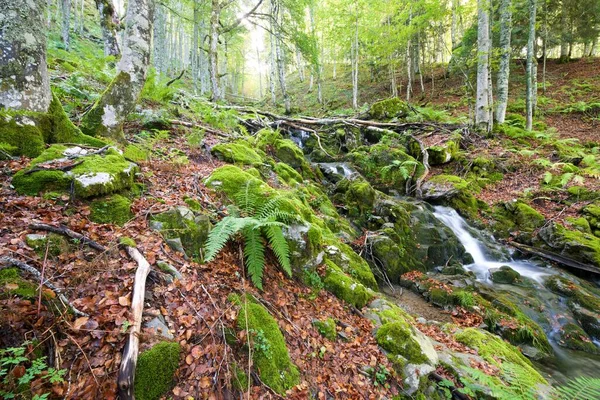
(432, 205, 600, 384)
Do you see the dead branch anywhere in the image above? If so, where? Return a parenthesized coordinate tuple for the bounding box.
(169, 119, 231, 138)
(29, 223, 107, 252)
(410, 135, 430, 198)
(166, 69, 185, 87)
(24, 160, 84, 175)
(117, 246, 152, 400)
(507, 241, 600, 275)
(0, 256, 88, 317)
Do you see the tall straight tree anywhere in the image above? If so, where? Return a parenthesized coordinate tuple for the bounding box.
(80, 0, 155, 139)
(526, 0, 537, 131)
(475, 0, 492, 132)
(95, 0, 121, 56)
(495, 0, 512, 124)
(62, 0, 71, 50)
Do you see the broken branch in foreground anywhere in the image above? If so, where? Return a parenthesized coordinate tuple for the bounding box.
(117, 246, 152, 400)
(29, 223, 107, 252)
(0, 256, 88, 317)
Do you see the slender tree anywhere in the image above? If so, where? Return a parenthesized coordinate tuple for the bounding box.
(495, 0, 512, 124)
(95, 0, 121, 56)
(526, 0, 537, 131)
(61, 0, 71, 50)
(80, 0, 156, 139)
(475, 0, 492, 132)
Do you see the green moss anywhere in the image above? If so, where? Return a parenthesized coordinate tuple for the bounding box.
(236, 297, 300, 395)
(232, 363, 249, 391)
(150, 207, 211, 260)
(544, 275, 600, 312)
(427, 175, 480, 219)
(454, 328, 547, 385)
(323, 260, 374, 308)
(566, 217, 592, 234)
(376, 322, 428, 364)
(543, 223, 600, 267)
(274, 162, 303, 185)
(183, 197, 202, 212)
(26, 233, 69, 257)
(0, 268, 37, 299)
(0, 113, 45, 157)
(124, 144, 149, 162)
(312, 318, 337, 341)
(119, 237, 137, 247)
(584, 204, 600, 237)
(134, 341, 181, 400)
(492, 201, 545, 238)
(324, 240, 377, 289)
(369, 98, 410, 120)
(205, 165, 270, 199)
(90, 194, 133, 225)
(429, 288, 452, 307)
(211, 141, 264, 165)
(427, 141, 459, 166)
(558, 323, 600, 354)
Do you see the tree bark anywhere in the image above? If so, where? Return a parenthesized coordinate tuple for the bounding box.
(61, 0, 71, 50)
(475, 0, 492, 132)
(495, 0, 512, 124)
(209, 0, 221, 101)
(559, 1, 569, 62)
(273, 0, 290, 113)
(95, 0, 120, 56)
(0, 0, 52, 112)
(526, 0, 537, 131)
(152, 4, 167, 75)
(80, 0, 155, 139)
(351, 2, 359, 110)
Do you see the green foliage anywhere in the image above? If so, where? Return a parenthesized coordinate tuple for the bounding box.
(552, 376, 600, 399)
(0, 341, 66, 400)
(381, 160, 419, 183)
(458, 363, 538, 400)
(204, 182, 298, 289)
(140, 68, 177, 105)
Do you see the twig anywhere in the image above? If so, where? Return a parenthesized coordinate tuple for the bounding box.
(166, 69, 185, 87)
(29, 223, 107, 252)
(37, 240, 50, 316)
(0, 256, 88, 317)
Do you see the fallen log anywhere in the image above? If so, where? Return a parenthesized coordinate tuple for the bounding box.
(0, 256, 88, 317)
(169, 119, 230, 138)
(117, 246, 152, 399)
(508, 241, 600, 275)
(29, 223, 107, 252)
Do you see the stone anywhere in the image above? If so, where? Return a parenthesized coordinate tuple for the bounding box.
(489, 265, 521, 284)
(144, 316, 174, 339)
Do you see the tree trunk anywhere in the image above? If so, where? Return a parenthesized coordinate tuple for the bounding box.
(257, 47, 263, 98)
(95, 0, 120, 56)
(269, 34, 277, 104)
(191, 1, 199, 93)
(273, 0, 290, 113)
(0, 0, 52, 112)
(351, 5, 359, 110)
(495, 0, 512, 124)
(451, 0, 459, 49)
(559, 2, 569, 62)
(209, 0, 221, 101)
(296, 46, 305, 82)
(80, 0, 155, 139)
(153, 4, 167, 75)
(475, 0, 492, 132)
(526, 0, 537, 131)
(406, 40, 412, 101)
(61, 0, 71, 50)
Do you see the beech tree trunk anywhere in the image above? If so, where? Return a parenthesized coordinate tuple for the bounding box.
(95, 0, 120, 56)
(495, 0, 512, 124)
(153, 4, 167, 75)
(192, 1, 200, 93)
(351, 6, 359, 110)
(0, 0, 52, 112)
(61, 0, 71, 50)
(475, 0, 492, 132)
(560, 2, 570, 62)
(80, 0, 155, 139)
(526, 0, 537, 131)
(209, 0, 221, 101)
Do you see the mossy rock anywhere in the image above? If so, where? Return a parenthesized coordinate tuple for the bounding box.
(134, 341, 181, 400)
(428, 288, 453, 308)
(0, 94, 106, 157)
(422, 175, 480, 219)
(123, 144, 149, 162)
(12, 145, 138, 198)
(571, 304, 600, 339)
(252, 128, 315, 179)
(583, 203, 600, 237)
(211, 141, 264, 166)
(333, 178, 377, 224)
(25, 233, 69, 257)
(0, 268, 37, 299)
(369, 98, 410, 120)
(149, 206, 211, 260)
(205, 165, 269, 199)
(492, 200, 545, 240)
(376, 322, 429, 365)
(544, 275, 600, 312)
(557, 323, 600, 354)
(323, 260, 374, 309)
(90, 194, 133, 225)
(234, 295, 300, 395)
(312, 318, 337, 341)
(274, 162, 303, 185)
(566, 217, 593, 234)
(323, 239, 377, 289)
(536, 222, 600, 267)
(454, 328, 547, 385)
(489, 265, 521, 284)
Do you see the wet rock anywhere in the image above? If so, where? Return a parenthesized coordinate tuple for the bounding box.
(145, 316, 174, 339)
(557, 322, 600, 354)
(536, 222, 600, 268)
(283, 224, 323, 277)
(156, 260, 182, 282)
(422, 175, 480, 220)
(489, 265, 521, 284)
(571, 304, 600, 339)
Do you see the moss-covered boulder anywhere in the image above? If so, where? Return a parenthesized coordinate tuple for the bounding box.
(205, 165, 269, 199)
(422, 175, 480, 219)
(312, 318, 337, 341)
(323, 240, 377, 289)
(134, 341, 181, 400)
(536, 222, 600, 267)
(323, 260, 374, 308)
(149, 206, 211, 260)
(583, 203, 600, 237)
(25, 233, 69, 257)
(492, 200, 545, 240)
(454, 328, 547, 385)
(12, 145, 138, 198)
(332, 177, 377, 225)
(252, 128, 315, 179)
(211, 141, 264, 166)
(90, 194, 133, 225)
(558, 323, 600, 354)
(489, 265, 521, 284)
(0, 268, 37, 299)
(369, 98, 410, 120)
(0, 94, 106, 157)
(274, 162, 303, 185)
(571, 304, 600, 339)
(233, 295, 300, 395)
(282, 224, 323, 277)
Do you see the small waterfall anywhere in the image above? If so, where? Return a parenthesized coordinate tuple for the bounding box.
(289, 129, 311, 149)
(318, 162, 356, 180)
(432, 206, 554, 283)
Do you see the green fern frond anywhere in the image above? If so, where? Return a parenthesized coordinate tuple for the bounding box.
(256, 196, 286, 220)
(553, 376, 600, 400)
(264, 225, 291, 277)
(204, 217, 257, 261)
(243, 227, 266, 289)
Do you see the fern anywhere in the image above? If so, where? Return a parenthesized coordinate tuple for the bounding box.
(552, 376, 600, 400)
(204, 182, 299, 289)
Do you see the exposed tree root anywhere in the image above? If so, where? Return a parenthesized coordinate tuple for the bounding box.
(29, 223, 107, 252)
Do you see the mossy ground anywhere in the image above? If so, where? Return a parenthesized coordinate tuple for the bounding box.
(0, 268, 37, 299)
(134, 341, 181, 400)
(90, 194, 133, 225)
(323, 260, 374, 309)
